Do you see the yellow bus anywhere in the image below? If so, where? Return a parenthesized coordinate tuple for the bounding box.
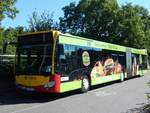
(15, 31, 148, 93)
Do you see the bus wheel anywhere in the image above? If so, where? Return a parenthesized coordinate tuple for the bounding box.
(81, 76, 89, 93)
(120, 73, 124, 82)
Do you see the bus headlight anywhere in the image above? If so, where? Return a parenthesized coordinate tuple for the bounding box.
(44, 81, 55, 89)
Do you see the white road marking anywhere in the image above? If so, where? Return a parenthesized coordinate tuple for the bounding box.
(95, 91, 117, 97)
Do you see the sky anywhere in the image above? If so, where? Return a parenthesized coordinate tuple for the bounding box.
(2, 0, 150, 28)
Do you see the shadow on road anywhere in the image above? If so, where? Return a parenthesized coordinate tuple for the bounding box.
(0, 89, 83, 105)
(0, 80, 121, 106)
(125, 103, 150, 113)
(0, 75, 145, 106)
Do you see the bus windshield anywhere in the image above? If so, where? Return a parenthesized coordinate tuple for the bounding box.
(16, 44, 52, 75)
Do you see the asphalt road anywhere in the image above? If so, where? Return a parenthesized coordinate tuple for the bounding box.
(0, 71, 150, 113)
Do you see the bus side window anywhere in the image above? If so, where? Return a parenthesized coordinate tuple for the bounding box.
(59, 44, 78, 76)
(58, 44, 64, 55)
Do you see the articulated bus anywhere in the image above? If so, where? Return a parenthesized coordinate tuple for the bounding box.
(15, 31, 148, 93)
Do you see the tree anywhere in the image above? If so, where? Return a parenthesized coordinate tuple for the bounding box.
(0, 28, 3, 53)
(115, 3, 150, 49)
(28, 11, 58, 32)
(60, 0, 119, 42)
(2, 26, 25, 54)
(0, 0, 18, 52)
(0, 0, 19, 26)
(60, 0, 150, 53)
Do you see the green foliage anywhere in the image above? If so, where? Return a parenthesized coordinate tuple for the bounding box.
(0, 0, 18, 54)
(3, 27, 17, 54)
(28, 11, 58, 32)
(2, 26, 25, 54)
(60, 0, 119, 41)
(60, 0, 150, 53)
(115, 3, 150, 48)
(0, 28, 3, 53)
(0, 0, 19, 25)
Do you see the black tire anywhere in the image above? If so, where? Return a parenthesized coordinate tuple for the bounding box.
(81, 76, 90, 93)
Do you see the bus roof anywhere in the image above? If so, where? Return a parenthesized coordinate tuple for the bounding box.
(18, 31, 52, 37)
(18, 31, 147, 55)
(59, 33, 147, 55)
